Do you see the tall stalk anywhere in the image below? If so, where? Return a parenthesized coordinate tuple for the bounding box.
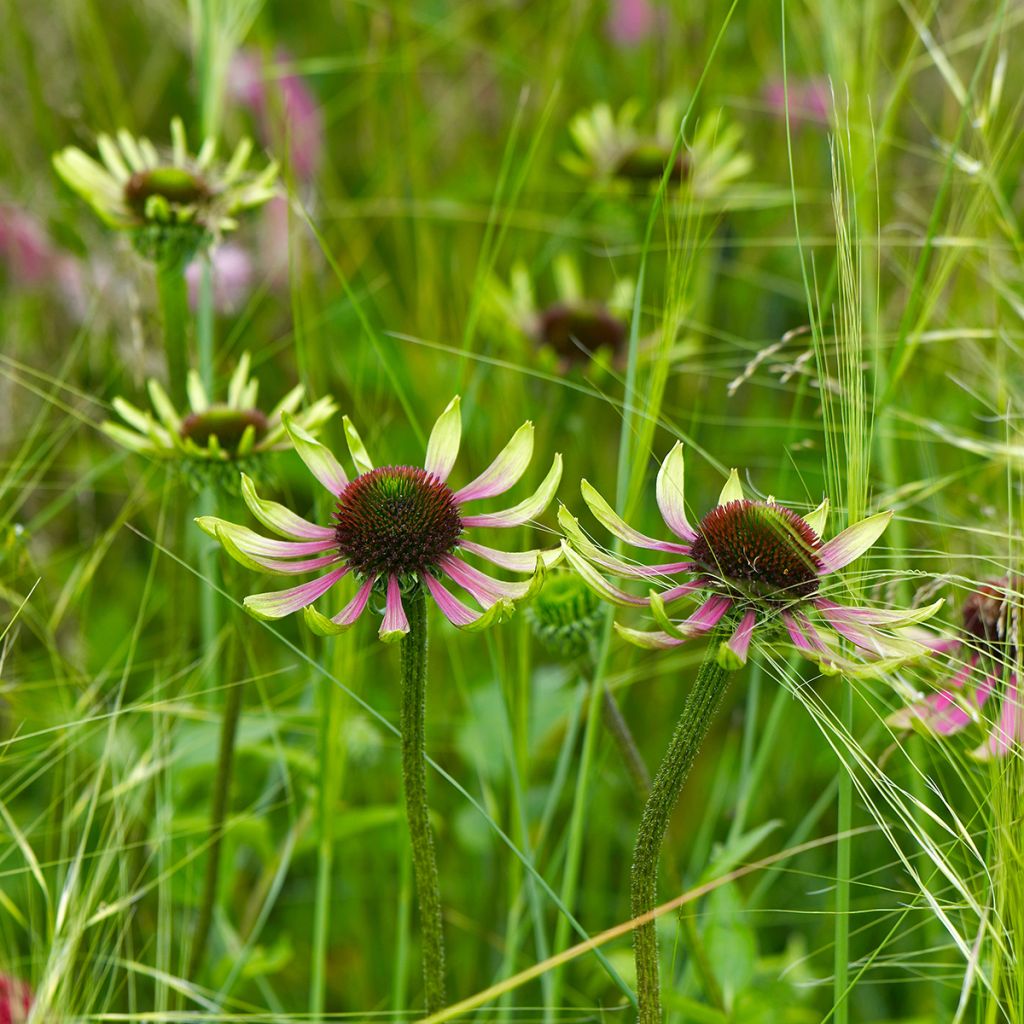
(155, 259, 189, 408)
(400, 587, 446, 1012)
(631, 633, 730, 1024)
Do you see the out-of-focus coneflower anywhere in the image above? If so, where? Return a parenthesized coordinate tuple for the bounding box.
(103, 351, 335, 492)
(890, 578, 1022, 759)
(53, 117, 277, 267)
(485, 253, 634, 374)
(563, 99, 751, 198)
(560, 442, 940, 1024)
(229, 49, 323, 182)
(198, 397, 561, 1011)
(0, 974, 32, 1024)
(762, 76, 831, 127)
(0, 204, 55, 286)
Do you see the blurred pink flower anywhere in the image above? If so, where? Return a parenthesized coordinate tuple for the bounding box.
(762, 77, 831, 125)
(0, 974, 32, 1024)
(229, 49, 323, 181)
(606, 0, 657, 46)
(186, 243, 255, 313)
(0, 204, 55, 286)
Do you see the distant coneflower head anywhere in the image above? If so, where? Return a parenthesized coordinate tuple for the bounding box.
(102, 352, 335, 490)
(198, 397, 563, 642)
(563, 100, 751, 198)
(561, 442, 941, 675)
(53, 118, 277, 267)
(890, 578, 1021, 759)
(0, 974, 32, 1024)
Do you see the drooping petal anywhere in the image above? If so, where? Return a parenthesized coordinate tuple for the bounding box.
(814, 597, 945, 630)
(717, 469, 744, 506)
(559, 506, 693, 580)
(656, 442, 696, 541)
(303, 577, 376, 635)
(244, 567, 349, 620)
(560, 542, 647, 606)
(423, 574, 510, 631)
(973, 677, 1021, 759)
(579, 480, 691, 553)
(424, 396, 461, 482)
(816, 602, 929, 660)
(197, 516, 336, 559)
(719, 610, 757, 670)
(458, 540, 562, 572)
(649, 591, 731, 640)
(460, 454, 562, 529)
(379, 575, 410, 643)
(439, 555, 533, 605)
(240, 474, 335, 540)
(660, 579, 706, 603)
(614, 623, 686, 650)
(454, 421, 534, 504)
(342, 415, 374, 476)
(816, 510, 893, 575)
(282, 413, 349, 495)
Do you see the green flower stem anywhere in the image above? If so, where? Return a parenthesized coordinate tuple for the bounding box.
(400, 587, 446, 1013)
(601, 687, 651, 797)
(188, 663, 245, 979)
(632, 634, 730, 1024)
(155, 258, 189, 408)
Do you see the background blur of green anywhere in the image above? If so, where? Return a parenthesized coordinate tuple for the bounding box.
(1, 1, 1022, 1021)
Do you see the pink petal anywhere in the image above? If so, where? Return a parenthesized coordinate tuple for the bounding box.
(246, 553, 344, 575)
(660, 579, 705, 603)
(423, 573, 483, 627)
(977, 676, 1021, 758)
(379, 575, 409, 640)
(244, 566, 349, 619)
(333, 576, 376, 626)
(725, 609, 757, 664)
(679, 594, 732, 635)
(439, 555, 526, 606)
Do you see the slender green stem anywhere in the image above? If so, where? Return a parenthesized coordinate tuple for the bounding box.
(155, 259, 190, 408)
(601, 688, 650, 798)
(400, 587, 446, 1012)
(189, 666, 245, 979)
(632, 636, 730, 1024)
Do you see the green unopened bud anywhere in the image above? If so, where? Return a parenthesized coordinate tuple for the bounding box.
(526, 571, 604, 660)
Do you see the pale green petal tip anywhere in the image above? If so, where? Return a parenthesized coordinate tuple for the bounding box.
(379, 626, 409, 645)
(459, 599, 513, 633)
(303, 605, 350, 637)
(804, 497, 830, 538)
(716, 641, 746, 672)
(718, 468, 744, 505)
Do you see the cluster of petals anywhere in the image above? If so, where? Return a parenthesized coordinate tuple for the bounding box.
(52, 117, 277, 235)
(889, 579, 1022, 759)
(198, 397, 563, 643)
(560, 442, 941, 676)
(103, 351, 336, 463)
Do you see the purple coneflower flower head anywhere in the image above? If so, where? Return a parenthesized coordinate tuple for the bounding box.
(0, 974, 32, 1024)
(889, 578, 1022, 759)
(486, 254, 634, 374)
(563, 100, 752, 199)
(560, 442, 941, 675)
(197, 398, 563, 642)
(185, 242, 255, 313)
(102, 352, 336, 488)
(229, 49, 323, 182)
(52, 118, 278, 267)
(605, 0, 657, 46)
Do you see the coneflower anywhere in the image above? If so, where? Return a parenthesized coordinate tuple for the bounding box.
(0, 974, 32, 1024)
(199, 397, 561, 1011)
(890, 578, 1022, 759)
(560, 442, 940, 1024)
(102, 351, 336, 493)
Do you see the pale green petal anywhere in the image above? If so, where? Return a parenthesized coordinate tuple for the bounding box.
(424, 396, 461, 481)
(717, 468, 744, 505)
(342, 416, 374, 475)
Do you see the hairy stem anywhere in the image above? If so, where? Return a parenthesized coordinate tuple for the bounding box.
(631, 636, 730, 1024)
(401, 587, 446, 1012)
(189, 668, 245, 978)
(155, 258, 189, 407)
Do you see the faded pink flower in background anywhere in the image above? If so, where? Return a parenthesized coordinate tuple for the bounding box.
(229, 49, 323, 182)
(762, 76, 831, 126)
(605, 0, 657, 46)
(1, 204, 56, 286)
(186, 243, 255, 314)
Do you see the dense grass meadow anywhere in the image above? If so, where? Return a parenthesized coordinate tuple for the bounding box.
(3, 0, 1024, 1021)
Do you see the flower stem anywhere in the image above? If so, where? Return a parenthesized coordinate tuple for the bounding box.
(601, 687, 651, 797)
(188, 666, 245, 979)
(155, 258, 189, 407)
(400, 587, 446, 1012)
(631, 635, 730, 1024)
